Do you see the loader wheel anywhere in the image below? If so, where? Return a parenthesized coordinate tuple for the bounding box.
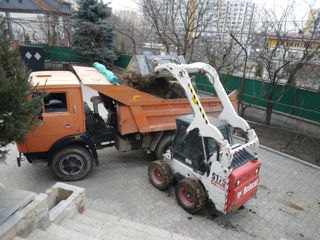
(51, 146, 93, 181)
(155, 133, 174, 160)
(148, 160, 173, 190)
(175, 178, 206, 214)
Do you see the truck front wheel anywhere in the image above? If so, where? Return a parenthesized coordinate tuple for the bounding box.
(51, 146, 93, 181)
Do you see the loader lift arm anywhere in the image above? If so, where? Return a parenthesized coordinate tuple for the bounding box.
(154, 63, 259, 168)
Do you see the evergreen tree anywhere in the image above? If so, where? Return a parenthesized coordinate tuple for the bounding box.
(0, 20, 43, 162)
(72, 0, 117, 62)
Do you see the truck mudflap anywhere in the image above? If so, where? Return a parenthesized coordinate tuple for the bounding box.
(226, 159, 261, 212)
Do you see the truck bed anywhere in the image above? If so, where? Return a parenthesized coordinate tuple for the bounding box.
(73, 66, 238, 135)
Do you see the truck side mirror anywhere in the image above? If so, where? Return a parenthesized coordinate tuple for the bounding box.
(38, 112, 43, 121)
(38, 107, 43, 121)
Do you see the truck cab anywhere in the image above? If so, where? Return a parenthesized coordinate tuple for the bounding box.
(16, 71, 107, 181)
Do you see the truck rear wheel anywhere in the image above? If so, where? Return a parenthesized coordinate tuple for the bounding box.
(175, 178, 206, 214)
(148, 160, 173, 190)
(154, 134, 174, 160)
(51, 146, 93, 181)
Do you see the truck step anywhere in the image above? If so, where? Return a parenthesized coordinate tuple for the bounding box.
(31, 160, 48, 166)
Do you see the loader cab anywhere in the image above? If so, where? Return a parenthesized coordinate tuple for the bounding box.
(171, 114, 231, 174)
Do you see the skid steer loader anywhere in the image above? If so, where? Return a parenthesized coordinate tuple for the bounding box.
(147, 62, 261, 214)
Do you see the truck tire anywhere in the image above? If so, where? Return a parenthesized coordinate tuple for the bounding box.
(175, 178, 206, 214)
(148, 160, 173, 190)
(51, 146, 93, 181)
(154, 133, 174, 160)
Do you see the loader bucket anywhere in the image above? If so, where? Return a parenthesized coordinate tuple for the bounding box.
(123, 54, 186, 79)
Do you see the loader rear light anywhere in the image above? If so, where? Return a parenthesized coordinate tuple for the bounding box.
(235, 178, 241, 188)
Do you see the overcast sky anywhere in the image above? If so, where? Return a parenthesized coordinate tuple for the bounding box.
(107, 0, 320, 21)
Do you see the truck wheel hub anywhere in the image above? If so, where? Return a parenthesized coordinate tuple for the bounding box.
(59, 154, 84, 176)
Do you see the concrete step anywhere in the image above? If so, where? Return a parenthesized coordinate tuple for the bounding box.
(47, 223, 101, 240)
(75, 210, 170, 239)
(61, 217, 128, 240)
(68, 209, 193, 240)
(26, 229, 65, 240)
(12, 236, 25, 240)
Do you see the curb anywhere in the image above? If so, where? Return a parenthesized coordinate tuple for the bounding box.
(233, 135, 320, 171)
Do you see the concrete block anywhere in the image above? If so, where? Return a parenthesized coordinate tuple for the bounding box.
(0, 193, 49, 240)
(45, 182, 86, 224)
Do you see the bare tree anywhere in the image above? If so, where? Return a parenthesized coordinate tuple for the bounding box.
(111, 10, 147, 55)
(37, 13, 64, 45)
(140, 0, 215, 62)
(202, 36, 247, 75)
(254, 2, 320, 125)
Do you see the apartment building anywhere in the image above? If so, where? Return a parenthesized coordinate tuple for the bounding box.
(305, 9, 320, 34)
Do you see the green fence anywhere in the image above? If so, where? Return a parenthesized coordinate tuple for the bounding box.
(42, 45, 86, 62)
(193, 73, 320, 123)
(114, 54, 132, 68)
(43, 46, 133, 66)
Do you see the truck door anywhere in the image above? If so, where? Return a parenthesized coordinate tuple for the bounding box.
(26, 90, 77, 153)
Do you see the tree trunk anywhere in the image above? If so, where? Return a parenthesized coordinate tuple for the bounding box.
(265, 100, 273, 126)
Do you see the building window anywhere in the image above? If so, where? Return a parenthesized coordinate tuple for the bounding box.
(273, 50, 280, 58)
(288, 51, 296, 60)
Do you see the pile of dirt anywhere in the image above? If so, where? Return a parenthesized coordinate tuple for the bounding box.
(125, 76, 186, 99)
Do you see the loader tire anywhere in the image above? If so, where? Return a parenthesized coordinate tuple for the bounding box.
(51, 146, 93, 181)
(154, 133, 174, 160)
(148, 160, 174, 190)
(175, 178, 206, 214)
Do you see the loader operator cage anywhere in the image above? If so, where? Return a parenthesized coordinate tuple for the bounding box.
(171, 114, 232, 174)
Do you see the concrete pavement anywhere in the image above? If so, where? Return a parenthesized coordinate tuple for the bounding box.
(1, 85, 319, 239)
(1, 141, 319, 240)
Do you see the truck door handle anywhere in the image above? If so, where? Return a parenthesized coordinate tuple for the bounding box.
(64, 124, 73, 129)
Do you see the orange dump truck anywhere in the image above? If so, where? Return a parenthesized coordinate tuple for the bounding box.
(16, 66, 238, 181)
